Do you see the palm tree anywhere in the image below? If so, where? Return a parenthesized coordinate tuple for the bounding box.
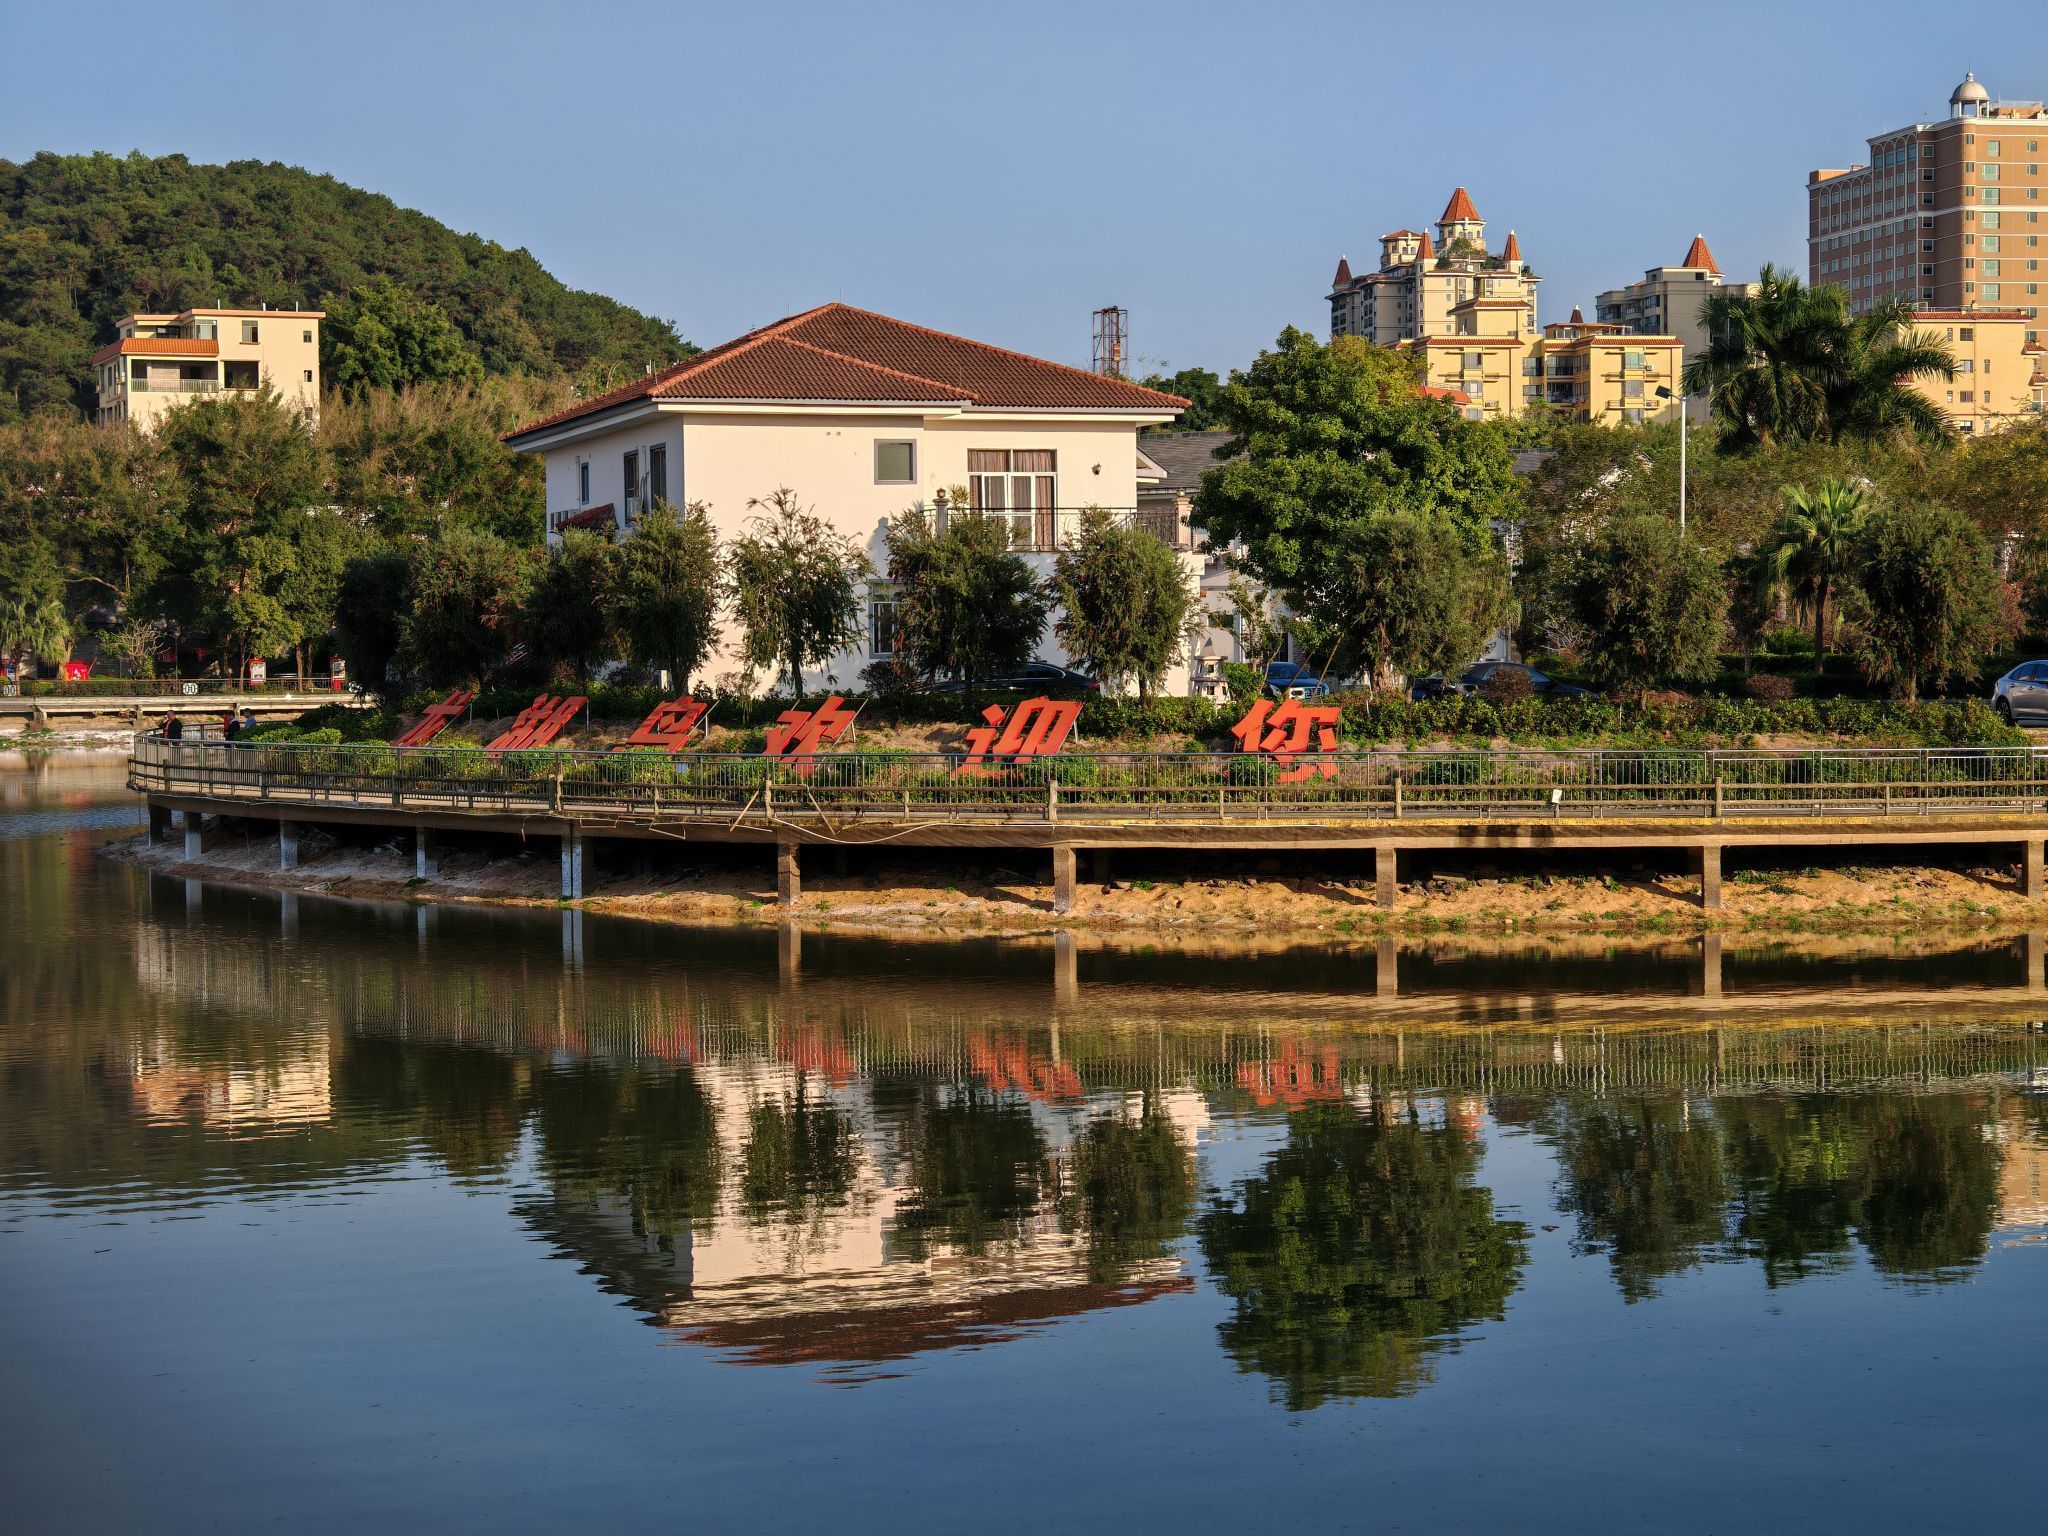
(1684, 266, 1955, 451)
(1759, 478, 1870, 666)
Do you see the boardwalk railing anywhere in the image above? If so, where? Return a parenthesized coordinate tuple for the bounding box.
(128, 735, 2048, 823)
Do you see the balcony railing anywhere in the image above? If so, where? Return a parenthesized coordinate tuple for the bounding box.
(131, 379, 220, 394)
(936, 506, 1194, 553)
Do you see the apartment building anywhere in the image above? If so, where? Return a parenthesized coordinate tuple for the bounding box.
(1595, 236, 1756, 417)
(1906, 309, 2046, 433)
(1808, 73, 2047, 325)
(91, 306, 322, 430)
(1328, 188, 1540, 346)
(1531, 312, 1686, 426)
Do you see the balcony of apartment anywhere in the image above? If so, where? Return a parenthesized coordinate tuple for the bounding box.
(933, 501, 1194, 554)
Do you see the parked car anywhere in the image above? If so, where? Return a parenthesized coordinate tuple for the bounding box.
(1992, 660, 2048, 724)
(1264, 661, 1332, 700)
(918, 661, 1100, 695)
(1413, 662, 1593, 700)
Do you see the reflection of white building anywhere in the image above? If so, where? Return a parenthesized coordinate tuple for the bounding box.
(528, 1059, 1199, 1372)
(129, 1039, 333, 1129)
(1996, 1106, 2048, 1232)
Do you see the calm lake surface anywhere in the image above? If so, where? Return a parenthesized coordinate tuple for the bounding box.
(3, 759, 2046, 1533)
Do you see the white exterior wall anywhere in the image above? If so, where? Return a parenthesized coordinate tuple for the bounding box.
(534, 405, 1196, 695)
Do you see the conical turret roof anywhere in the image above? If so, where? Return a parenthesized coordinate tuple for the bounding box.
(1679, 234, 1720, 274)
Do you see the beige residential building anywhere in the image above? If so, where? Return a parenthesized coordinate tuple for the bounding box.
(1533, 312, 1686, 426)
(1329, 187, 1540, 346)
(1906, 308, 2047, 433)
(91, 306, 322, 430)
(1808, 73, 2047, 326)
(1595, 236, 1757, 416)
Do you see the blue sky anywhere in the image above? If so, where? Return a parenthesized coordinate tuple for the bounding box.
(4, 1, 2044, 376)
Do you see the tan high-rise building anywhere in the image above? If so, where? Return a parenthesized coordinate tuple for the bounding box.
(1329, 187, 1541, 347)
(1808, 73, 2047, 329)
(90, 306, 322, 431)
(1596, 236, 1757, 417)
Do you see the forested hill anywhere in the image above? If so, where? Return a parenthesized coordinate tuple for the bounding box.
(0, 150, 691, 421)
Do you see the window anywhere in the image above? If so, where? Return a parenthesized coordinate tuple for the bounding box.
(1987, 141, 2002, 158)
(1984, 163, 2002, 181)
(648, 444, 667, 508)
(1623, 350, 1645, 370)
(968, 450, 1057, 547)
(874, 439, 916, 483)
(241, 320, 259, 344)
(302, 330, 312, 344)
(578, 461, 590, 505)
(1622, 408, 1646, 424)
(1623, 380, 1644, 399)
(303, 369, 313, 382)
(867, 589, 900, 657)
(622, 449, 639, 516)
(1462, 350, 1483, 371)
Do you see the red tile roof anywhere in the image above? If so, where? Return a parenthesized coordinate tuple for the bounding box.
(1440, 187, 1480, 224)
(1417, 385, 1473, 406)
(1416, 231, 1437, 260)
(89, 336, 220, 366)
(508, 304, 1189, 441)
(1501, 230, 1522, 263)
(1333, 256, 1353, 288)
(1378, 228, 1424, 242)
(555, 503, 617, 532)
(1570, 307, 1585, 324)
(1679, 234, 1720, 274)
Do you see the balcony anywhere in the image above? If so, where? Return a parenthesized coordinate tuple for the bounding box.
(933, 505, 1194, 554)
(130, 378, 220, 394)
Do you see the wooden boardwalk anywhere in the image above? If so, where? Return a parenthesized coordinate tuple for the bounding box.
(131, 735, 2048, 912)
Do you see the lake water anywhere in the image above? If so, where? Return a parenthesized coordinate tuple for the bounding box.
(3, 758, 2045, 1532)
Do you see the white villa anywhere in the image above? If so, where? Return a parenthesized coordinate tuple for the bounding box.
(505, 304, 1193, 692)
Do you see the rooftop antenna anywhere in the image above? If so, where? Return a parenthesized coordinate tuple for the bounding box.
(1091, 306, 1128, 379)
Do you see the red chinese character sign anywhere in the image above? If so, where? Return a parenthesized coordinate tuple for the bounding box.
(1230, 698, 1343, 782)
(614, 697, 709, 753)
(955, 696, 1082, 776)
(764, 694, 858, 778)
(392, 689, 474, 748)
(485, 694, 587, 754)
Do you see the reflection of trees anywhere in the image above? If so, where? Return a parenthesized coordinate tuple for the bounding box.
(740, 1083, 858, 1227)
(1854, 1097, 2001, 1279)
(1060, 1098, 1196, 1283)
(1197, 1100, 1527, 1410)
(1550, 1099, 1729, 1302)
(885, 1084, 1052, 1260)
(1560, 1092, 2002, 1295)
(334, 1037, 525, 1179)
(530, 1063, 723, 1247)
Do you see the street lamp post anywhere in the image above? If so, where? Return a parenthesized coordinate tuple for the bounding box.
(1655, 384, 1687, 536)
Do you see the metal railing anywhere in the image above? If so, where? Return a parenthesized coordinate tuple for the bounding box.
(4, 676, 347, 698)
(127, 736, 2048, 825)
(937, 506, 1194, 553)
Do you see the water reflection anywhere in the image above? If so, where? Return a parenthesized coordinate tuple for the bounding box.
(5, 761, 2048, 1418)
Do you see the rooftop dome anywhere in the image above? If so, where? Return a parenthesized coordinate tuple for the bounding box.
(1952, 72, 1990, 106)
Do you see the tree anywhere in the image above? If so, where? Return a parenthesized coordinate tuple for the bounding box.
(149, 390, 325, 666)
(1548, 1098, 1730, 1303)
(1760, 477, 1870, 666)
(1291, 509, 1511, 692)
(1683, 266, 1954, 450)
(1565, 515, 1727, 694)
(521, 529, 621, 681)
(1138, 366, 1225, 431)
(884, 506, 1051, 689)
(274, 508, 370, 679)
(1851, 501, 2007, 702)
(1196, 330, 1518, 603)
(0, 534, 71, 673)
(400, 528, 532, 687)
(1052, 508, 1196, 699)
(1060, 1101, 1196, 1284)
(331, 546, 414, 690)
(323, 277, 485, 393)
(611, 501, 720, 691)
(725, 488, 870, 697)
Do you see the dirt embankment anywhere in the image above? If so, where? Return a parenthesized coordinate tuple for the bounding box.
(105, 825, 2048, 942)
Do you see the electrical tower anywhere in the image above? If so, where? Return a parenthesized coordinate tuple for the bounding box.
(1091, 307, 1128, 379)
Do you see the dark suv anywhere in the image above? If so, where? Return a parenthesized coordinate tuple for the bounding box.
(1413, 662, 1592, 700)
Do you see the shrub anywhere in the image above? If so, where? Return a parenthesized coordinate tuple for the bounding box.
(1744, 672, 1795, 704)
(1479, 668, 1535, 706)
